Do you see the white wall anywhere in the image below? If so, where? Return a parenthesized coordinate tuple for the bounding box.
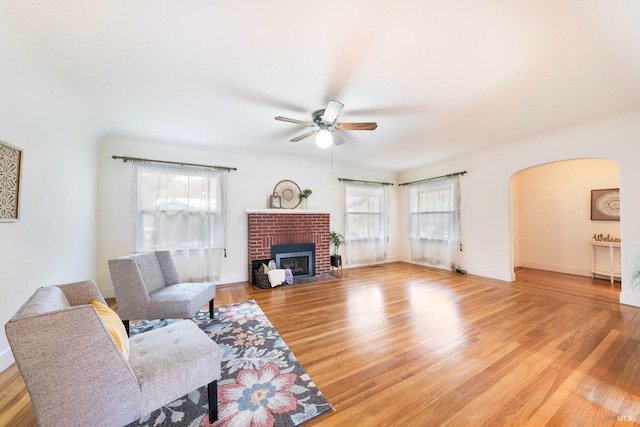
(397, 110, 640, 307)
(97, 135, 399, 297)
(514, 159, 620, 277)
(0, 21, 102, 372)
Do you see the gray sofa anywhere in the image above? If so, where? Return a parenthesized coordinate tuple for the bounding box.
(108, 251, 216, 334)
(5, 280, 221, 427)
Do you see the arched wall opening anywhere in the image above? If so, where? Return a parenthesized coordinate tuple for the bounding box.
(510, 158, 620, 283)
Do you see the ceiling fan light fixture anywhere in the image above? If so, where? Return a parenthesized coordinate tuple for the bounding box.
(316, 129, 333, 148)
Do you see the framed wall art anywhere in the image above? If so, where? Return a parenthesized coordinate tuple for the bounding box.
(0, 140, 22, 222)
(591, 188, 620, 221)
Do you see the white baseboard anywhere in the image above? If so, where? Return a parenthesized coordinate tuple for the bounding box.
(344, 259, 397, 269)
(517, 261, 590, 278)
(401, 259, 514, 282)
(218, 275, 246, 285)
(465, 267, 513, 282)
(0, 347, 15, 374)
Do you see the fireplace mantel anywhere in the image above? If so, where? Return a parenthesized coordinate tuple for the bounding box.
(245, 209, 330, 214)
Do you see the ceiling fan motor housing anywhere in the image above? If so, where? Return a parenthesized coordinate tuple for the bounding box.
(312, 109, 337, 131)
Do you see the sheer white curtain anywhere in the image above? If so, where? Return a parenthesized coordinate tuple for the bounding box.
(135, 164, 228, 282)
(409, 175, 461, 269)
(344, 182, 388, 265)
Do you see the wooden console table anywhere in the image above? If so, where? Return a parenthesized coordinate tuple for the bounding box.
(590, 241, 621, 284)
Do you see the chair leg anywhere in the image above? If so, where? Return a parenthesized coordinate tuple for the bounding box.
(209, 299, 214, 319)
(123, 320, 130, 336)
(208, 380, 218, 423)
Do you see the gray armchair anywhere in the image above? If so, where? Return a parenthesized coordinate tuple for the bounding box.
(108, 251, 216, 334)
(5, 280, 221, 427)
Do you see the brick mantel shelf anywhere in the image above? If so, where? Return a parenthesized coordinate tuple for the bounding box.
(246, 209, 331, 281)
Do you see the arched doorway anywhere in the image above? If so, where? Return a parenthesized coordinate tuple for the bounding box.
(510, 158, 620, 283)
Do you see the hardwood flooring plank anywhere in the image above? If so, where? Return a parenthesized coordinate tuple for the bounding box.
(0, 365, 33, 427)
(2, 263, 639, 426)
(527, 329, 622, 425)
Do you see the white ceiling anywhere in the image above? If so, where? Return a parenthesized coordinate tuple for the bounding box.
(2, 1, 640, 171)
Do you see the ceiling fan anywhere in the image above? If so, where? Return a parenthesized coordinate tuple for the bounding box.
(275, 100, 377, 148)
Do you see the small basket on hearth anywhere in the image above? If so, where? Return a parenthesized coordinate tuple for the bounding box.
(254, 269, 271, 289)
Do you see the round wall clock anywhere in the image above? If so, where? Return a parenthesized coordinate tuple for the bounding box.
(273, 180, 301, 209)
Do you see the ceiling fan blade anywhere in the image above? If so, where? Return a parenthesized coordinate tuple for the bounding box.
(321, 100, 344, 125)
(221, 85, 308, 113)
(332, 132, 346, 146)
(290, 129, 318, 142)
(275, 116, 315, 127)
(337, 122, 378, 131)
(347, 105, 426, 115)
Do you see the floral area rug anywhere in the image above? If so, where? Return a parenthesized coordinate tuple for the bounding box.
(126, 301, 332, 427)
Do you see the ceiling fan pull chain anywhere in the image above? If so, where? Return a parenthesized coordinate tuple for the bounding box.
(331, 149, 334, 175)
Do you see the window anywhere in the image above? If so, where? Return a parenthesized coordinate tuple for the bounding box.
(409, 176, 461, 268)
(135, 164, 227, 282)
(344, 183, 388, 264)
(136, 165, 224, 251)
(409, 178, 458, 241)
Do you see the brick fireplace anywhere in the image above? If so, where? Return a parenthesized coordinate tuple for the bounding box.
(247, 209, 330, 282)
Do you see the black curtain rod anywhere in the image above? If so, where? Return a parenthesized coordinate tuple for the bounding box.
(112, 155, 237, 171)
(338, 178, 394, 186)
(398, 170, 466, 187)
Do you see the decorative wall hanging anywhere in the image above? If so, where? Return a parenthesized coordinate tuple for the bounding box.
(273, 180, 301, 209)
(591, 188, 620, 221)
(0, 140, 22, 222)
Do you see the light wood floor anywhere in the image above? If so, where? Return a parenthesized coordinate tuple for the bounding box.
(2, 263, 639, 426)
